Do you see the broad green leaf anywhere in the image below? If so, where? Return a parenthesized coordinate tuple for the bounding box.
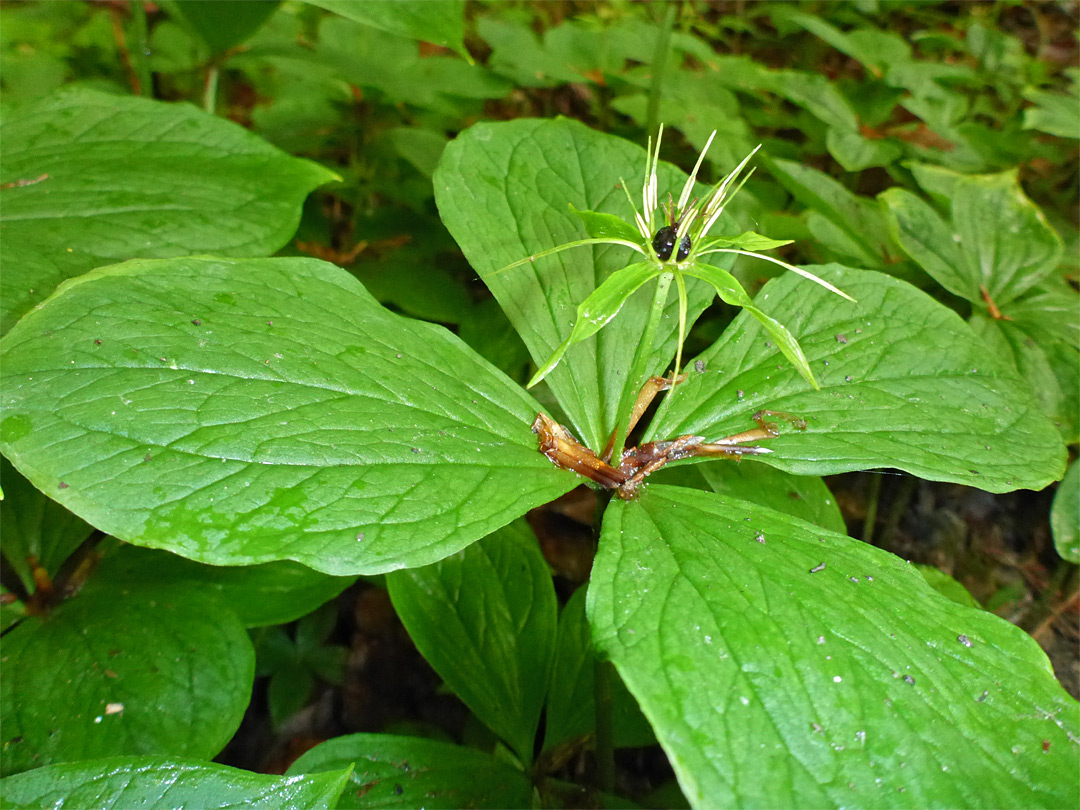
(826, 127, 903, 172)
(386, 521, 557, 763)
(589, 485, 1080, 809)
(352, 252, 472, 326)
(2, 756, 351, 810)
(771, 10, 910, 75)
(457, 298, 531, 381)
(884, 171, 1063, 307)
(761, 70, 858, 132)
(315, 16, 502, 116)
(268, 662, 316, 728)
(1022, 86, 1080, 139)
(286, 733, 534, 809)
(916, 565, 982, 609)
(0, 256, 577, 576)
(765, 157, 895, 269)
(386, 127, 449, 178)
(1051, 461, 1079, 564)
(949, 171, 1062, 305)
(92, 544, 354, 628)
(309, 0, 467, 60)
(879, 187, 969, 298)
(159, 0, 281, 54)
(1005, 279, 1080, 350)
(692, 459, 846, 534)
(572, 207, 644, 244)
(544, 586, 655, 753)
(645, 265, 1066, 493)
(0, 88, 337, 335)
(0, 455, 93, 594)
(530, 262, 661, 387)
(1, 586, 26, 633)
(435, 118, 720, 452)
(1, 582, 254, 775)
(970, 314, 1078, 443)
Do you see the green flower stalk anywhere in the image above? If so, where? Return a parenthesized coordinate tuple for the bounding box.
(497, 127, 854, 397)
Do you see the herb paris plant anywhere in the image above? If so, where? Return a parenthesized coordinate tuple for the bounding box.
(500, 126, 854, 399)
(1, 96, 1075, 809)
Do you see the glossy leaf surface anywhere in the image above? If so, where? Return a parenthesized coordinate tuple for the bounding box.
(1, 583, 253, 775)
(287, 733, 534, 809)
(0, 88, 336, 334)
(2, 756, 350, 810)
(387, 521, 557, 762)
(589, 485, 1080, 809)
(0, 257, 577, 575)
(645, 265, 1066, 493)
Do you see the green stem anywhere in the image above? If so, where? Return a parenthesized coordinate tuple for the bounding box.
(202, 64, 219, 114)
(862, 472, 882, 545)
(610, 272, 672, 461)
(645, 2, 679, 137)
(128, 1, 152, 97)
(647, 271, 688, 433)
(594, 658, 616, 793)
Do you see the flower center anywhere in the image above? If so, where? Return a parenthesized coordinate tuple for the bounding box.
(652, 225, 691, 262)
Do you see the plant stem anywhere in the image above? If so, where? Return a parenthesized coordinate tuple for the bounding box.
(128, 1, 152, 97)
(645, 2, 679, 137)
(862, 472, 882, 545)
(594, 658, 616, 793)
(202, 64, 219, 114)
(610, 272, 673, 461)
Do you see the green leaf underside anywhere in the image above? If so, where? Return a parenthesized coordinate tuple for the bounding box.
(309, 0, 467, 59)
(0, 455, 93, 594)
(286, 733, 534, 809)
(93, 544, 355, 628)
(680, 459, 847, 534)
(0, 257, 577, 576)
(1051, 461, 1079, 564)
(0, 88, 336, 335)
(387, 521, 556, 763)
(588, 486, 1080, 810)
(1, 583, 253, 776)
(530, 261, 660, 386)
(435, 117, 723, 451)
(645, 264, 1065, 493)
(2, 757, 351, 810)
(544, 586, 656, 753)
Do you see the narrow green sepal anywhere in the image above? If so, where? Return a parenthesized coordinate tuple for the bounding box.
(570, 205, 645, 244)
(527, 261, 661, 388)
(679, 260, 819, 389)
(698, 231, 794, 252)
(743, 304, 820, 390)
